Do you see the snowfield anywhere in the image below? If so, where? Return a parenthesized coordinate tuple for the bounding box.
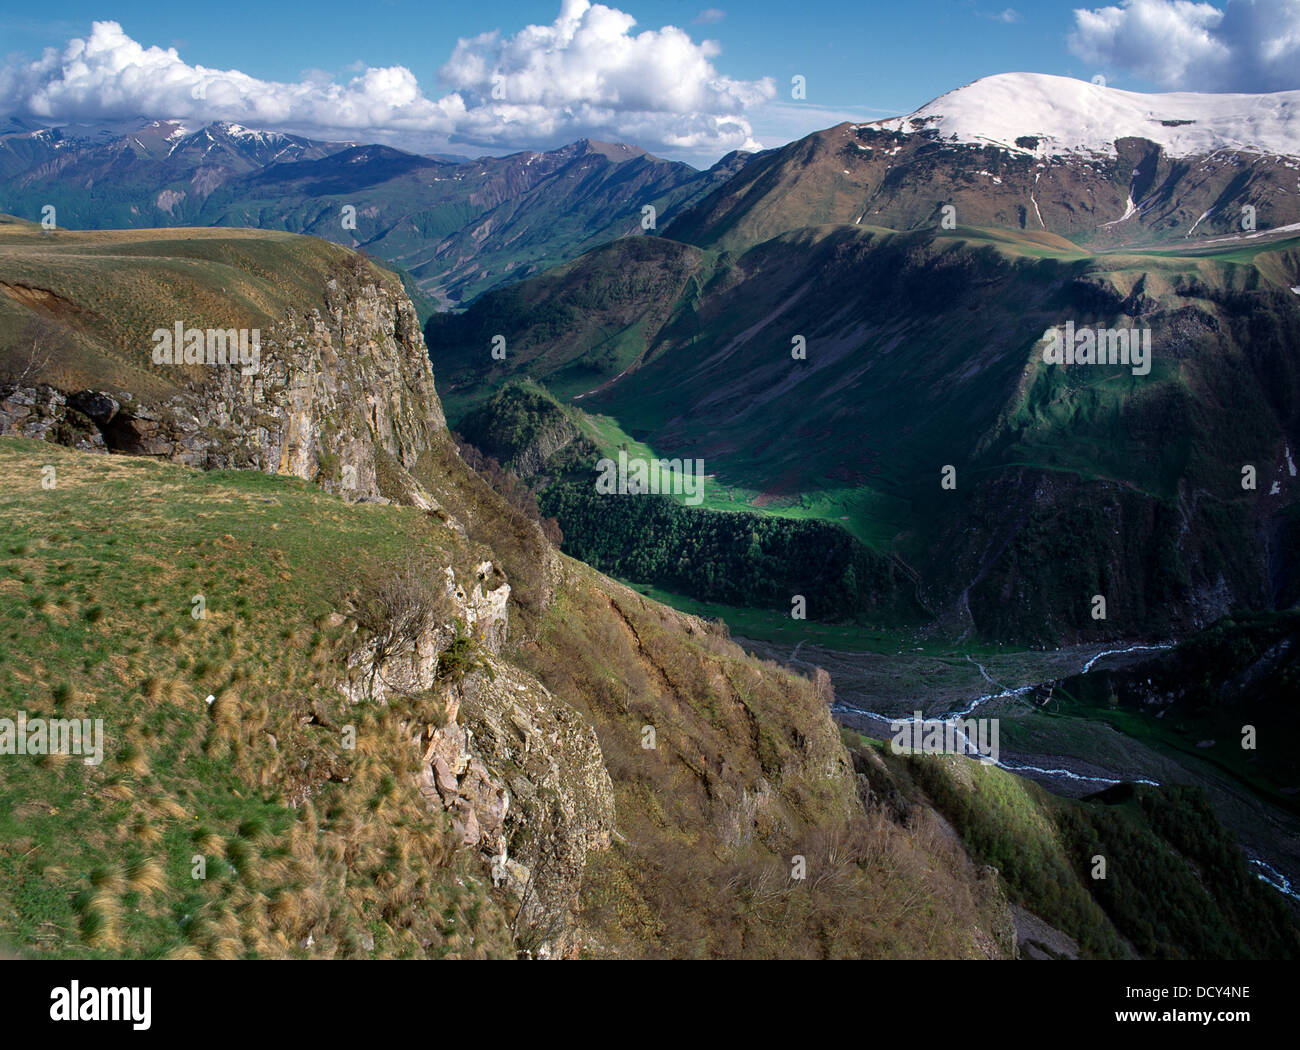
(863, 73, 1300, 159)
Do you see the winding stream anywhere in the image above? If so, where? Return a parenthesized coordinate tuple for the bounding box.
(800, 639, 1296, 901)
(831, 644, 1170, 788)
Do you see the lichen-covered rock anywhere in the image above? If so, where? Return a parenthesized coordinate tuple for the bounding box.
(339, 559, 612, 957)
(448, 562, 512, 652)
(451, 656, 616, 956)
(338, 563, 511, 707)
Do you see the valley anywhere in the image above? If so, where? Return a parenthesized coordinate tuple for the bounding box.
(430, 223, 1300, 644)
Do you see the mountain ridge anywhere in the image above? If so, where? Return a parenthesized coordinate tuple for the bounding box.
(872, 72, 1300, 159)
(667, 75, 1300, 251)
(0, 116, 738, 306)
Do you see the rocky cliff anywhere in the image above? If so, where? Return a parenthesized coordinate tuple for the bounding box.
(1, 259, 444, 511)
(0, 225, 620, 955)
(0, 224, 1018, 959)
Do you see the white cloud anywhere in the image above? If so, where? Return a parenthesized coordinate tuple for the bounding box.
(693, 9, 727, 24)
(0, 2, 774, 158)
(437, 0, 771, 150)
(981, 8, 1022, 23)
(1068, 0, 1300, 92)
(0, 20, 462, 133)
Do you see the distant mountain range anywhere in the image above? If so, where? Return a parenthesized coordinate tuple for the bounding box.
(9, 73, 1296, 316)
(0, 116, 744, 307)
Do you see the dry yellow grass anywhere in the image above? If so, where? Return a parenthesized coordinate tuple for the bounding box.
(126, 858, 167, 896)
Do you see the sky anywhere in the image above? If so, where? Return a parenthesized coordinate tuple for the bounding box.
(1, 0, 1298, 166)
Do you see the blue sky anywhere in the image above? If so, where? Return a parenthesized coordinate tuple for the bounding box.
(1, 0, 1296, 165)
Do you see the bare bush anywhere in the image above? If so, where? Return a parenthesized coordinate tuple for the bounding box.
(346, 554, 452, 700)
(811, 667, 834, 705)
(4, 316, 61, 384)
(804, 819, 873, 893)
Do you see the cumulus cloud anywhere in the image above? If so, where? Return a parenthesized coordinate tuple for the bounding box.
(437, 0, 771, 150)
(0, 1, 773, 157)
(0, 20, 463, 133)
(1068, 0, 1300, 92)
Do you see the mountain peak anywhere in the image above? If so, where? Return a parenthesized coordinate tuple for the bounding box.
(568, 138, 649, 162)
(867, 72, 1300, 158)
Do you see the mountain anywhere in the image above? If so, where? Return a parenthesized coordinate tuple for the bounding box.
(428, 222, 1300, 643)
(4, 219, 1291, 959)
(0, 118, 745, 307)
(0, 218, 1007, 959)
(0, 119, 350, 185)
(423, 74, 1300, 644)
(214, 136, 748, 306)
(667, 73, 1300, 251)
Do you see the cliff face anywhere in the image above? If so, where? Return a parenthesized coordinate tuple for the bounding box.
(1, 266, 445, 510)
(0, 233, 618, 954)
(339, 557, 615, 958)
(0, 228, 1018, 959)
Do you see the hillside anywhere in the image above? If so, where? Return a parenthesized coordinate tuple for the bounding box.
(1056, 610, 1300, 807)
(0, 223, 1017, 958)
(4, 222, 1289, 958)
(427, 224, 1300, 642)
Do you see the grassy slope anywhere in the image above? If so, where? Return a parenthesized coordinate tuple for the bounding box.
(399, 422, 1014, 958)
(4, 434, 1288, 959)
(515, 563, 1015, 958)
(0, 432, 1021, 959)
(0, 437, 512, 958)
(426, 234, 717, 421)
(883, 745, 1300, 959)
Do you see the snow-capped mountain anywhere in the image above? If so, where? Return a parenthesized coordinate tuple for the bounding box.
(670, 74, 1300, 250)
(869, 72, 1300, 159)
(0, 116, 352, 185)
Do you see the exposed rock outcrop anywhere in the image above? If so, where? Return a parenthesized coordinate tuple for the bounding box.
(339, 559, 614, 958)
(415, 655, 615, 956)
(338, 560, 512, 708)
(1, 271, 445, 510)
